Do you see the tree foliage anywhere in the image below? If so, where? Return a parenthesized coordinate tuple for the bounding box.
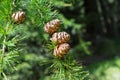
(0, 0, 90, 80)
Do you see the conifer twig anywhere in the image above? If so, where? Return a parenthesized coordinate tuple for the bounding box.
(2, 36, 6, 54)
(12, 0, 17, 6)
(2, 23, 9, 54)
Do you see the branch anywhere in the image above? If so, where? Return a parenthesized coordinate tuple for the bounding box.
(2, 23, 9, 54)
(12, 0, 17, 6)
(2, 36, 6, 54)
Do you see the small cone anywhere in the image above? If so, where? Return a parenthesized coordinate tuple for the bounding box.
(44, 19, 60, 34)
(53, 43, 70, 58)
(50, 32, 70, 44)
(12, 11, 25, 23)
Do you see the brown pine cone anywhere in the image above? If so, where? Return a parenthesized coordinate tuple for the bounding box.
(44, 19, 60, 34)
(50, 32, 70, 44)
(53, 43, 70, 58)
(12, 11, 25, 23)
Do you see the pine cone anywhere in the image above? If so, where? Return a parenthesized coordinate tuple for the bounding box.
(12, 11, 25, 23)
(44, 19, 60, 34)
(53, 43, 70, 57)
(50, 32, 70, 44)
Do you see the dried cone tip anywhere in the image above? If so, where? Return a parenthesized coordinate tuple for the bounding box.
(53, 43, 70, 58)
(44, 19, 61, 34)
(12, 11, 25, 23)
(50, 32, 70, 44)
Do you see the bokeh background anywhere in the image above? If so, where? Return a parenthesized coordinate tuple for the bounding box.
(55, 0, 120, 80)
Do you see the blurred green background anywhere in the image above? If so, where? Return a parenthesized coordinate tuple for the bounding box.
(54, 0, 120, 79)
(2, 0, 120, 80)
